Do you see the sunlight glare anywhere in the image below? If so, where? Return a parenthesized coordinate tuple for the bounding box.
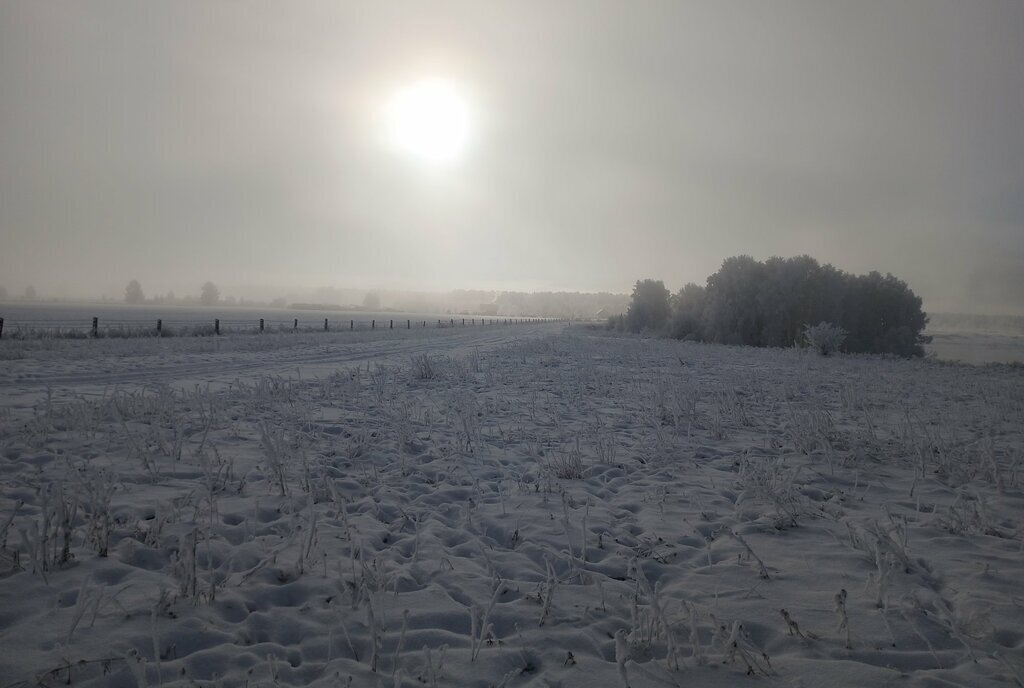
(384, 78, 471, 164)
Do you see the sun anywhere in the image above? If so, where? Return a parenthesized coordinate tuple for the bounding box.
(384, 78, 472, 164)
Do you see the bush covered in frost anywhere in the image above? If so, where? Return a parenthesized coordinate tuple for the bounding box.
(802, 321, 847, 356)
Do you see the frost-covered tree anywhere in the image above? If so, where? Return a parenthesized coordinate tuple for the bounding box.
(626, 279, 671, 333)
(839, 271, 930, 357)
(670, 283, 706, 340)
(200, 281, 220, 306)
(703, 255, 765, 345)
(362, 292, 381, 310)
(757, 255, 822, 347)
(124, 279, 145, 304)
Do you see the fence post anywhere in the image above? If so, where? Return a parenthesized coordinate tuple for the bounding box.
(462, 318, 465, 326)
(450, 318, 454, 327)
(259, 318, 265, 333)
(0, 317, 4, 339)
(324, 318, 329, 332)
(157, 319, 162, 336)
(438, 319, 441, 328)
(293, 318, 298, 332)
(407, 319, 410, 329)
(91, 317, 98, 338)
(350, 320, 354, 330)
(372, 319, 375, 329)
(215, 319, 220, 335)
(390, 319, 393, 329)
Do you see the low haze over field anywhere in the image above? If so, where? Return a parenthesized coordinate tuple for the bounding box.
(1, 1, 1022, 313)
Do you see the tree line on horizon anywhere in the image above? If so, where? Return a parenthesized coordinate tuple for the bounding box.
(126, 280, 221, 307)
(612, 255, 932, 357)
(119, 280, 628, 319)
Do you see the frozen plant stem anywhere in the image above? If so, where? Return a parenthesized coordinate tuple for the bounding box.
(392, 609, 409, 676)
(367, 596, 381, 672)
(834, 589, 851, 649)
(65, 576, 98, 644)
(728, 530, 770, 579)
(471, 579, 502, 660)
(539, 556, 557, 626)
(614, 628, 631, 688)
(687, 602, 707, 665)
(780, 608, 805, 639)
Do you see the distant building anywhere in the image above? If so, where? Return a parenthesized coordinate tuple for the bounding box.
(478, 303, 499, 316)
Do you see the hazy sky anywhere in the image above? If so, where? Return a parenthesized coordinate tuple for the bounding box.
(1, 1, 1022, 312)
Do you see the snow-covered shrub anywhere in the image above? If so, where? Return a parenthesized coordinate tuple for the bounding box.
(802, 321, 846, 356)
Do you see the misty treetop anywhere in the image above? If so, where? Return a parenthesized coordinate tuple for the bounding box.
(615, 255, 931, 357)
(124, 279, 145, 305)
(200, 281, 220, 307)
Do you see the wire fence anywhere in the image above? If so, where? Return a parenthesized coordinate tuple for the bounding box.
(0, 315, 562, 340)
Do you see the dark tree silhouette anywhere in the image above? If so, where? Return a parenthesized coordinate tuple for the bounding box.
(625, 279, 671, 333)
(620, 255, 931, 357)
(839, 271, 930, 357)
(362, 292, 381, 310)
(200, 281, 220, 306)
(703, 255, 766, 345)
(670, 283, 706, 340)
(124, 280, 145, 304)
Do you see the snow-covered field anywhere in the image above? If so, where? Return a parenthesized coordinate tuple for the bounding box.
(1, 323, 1022, 687)
(924, 313, 1024, 365)
(926, 332, 1024, 366)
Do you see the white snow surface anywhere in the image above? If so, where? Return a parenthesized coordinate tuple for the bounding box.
(1, 323, 1023, 687)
